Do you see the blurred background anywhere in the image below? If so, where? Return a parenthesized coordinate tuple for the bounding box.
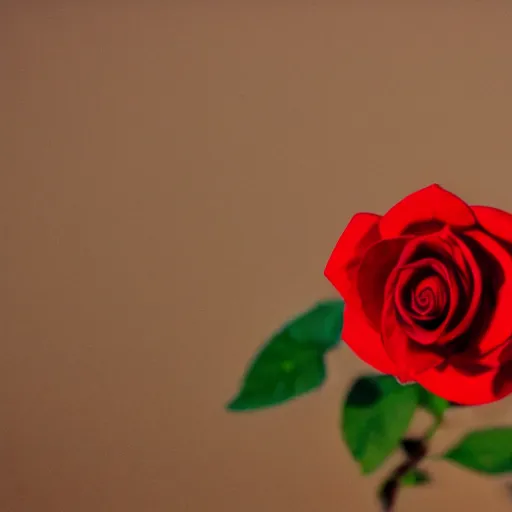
(3, 3, 512, 511)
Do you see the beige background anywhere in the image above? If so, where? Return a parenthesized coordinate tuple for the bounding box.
(3, 3, 512, 511)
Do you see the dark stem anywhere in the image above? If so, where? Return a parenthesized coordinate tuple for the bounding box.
(378, 437, 428, 512)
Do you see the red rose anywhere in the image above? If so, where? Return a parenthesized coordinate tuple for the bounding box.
(325, 184, 512, 405)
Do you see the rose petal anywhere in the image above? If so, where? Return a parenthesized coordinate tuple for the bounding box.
(472, 205, 512, 245)
(356, 236, 412, 330)
(457, 338, 512, 369)
(380, 296, 444, 382)
(342, 303, 396, 375)
(324, 213, 381, 306)
(463, 229, 512, 354)
(437, 231, 482, 342)
(379, 184, 476, 239)
(415, 362, 511, 406)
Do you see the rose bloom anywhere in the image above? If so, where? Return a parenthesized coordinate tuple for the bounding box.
(325, 184, 512, 405)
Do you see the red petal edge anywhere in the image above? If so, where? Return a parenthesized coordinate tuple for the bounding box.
(380, 184, 476, 239)
(415, 363, 511, 406)
(472, 205, 512, 245)
(324, 212, 381, 306)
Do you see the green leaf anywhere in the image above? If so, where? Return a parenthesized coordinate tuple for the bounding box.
(227, 300, 344, 411)
(443, 427, 512, 474)
(400, 468, 431, 486)
(285, 299, 344, 350)
(342, 375, 419, 474)
(417, 387, 449, 421)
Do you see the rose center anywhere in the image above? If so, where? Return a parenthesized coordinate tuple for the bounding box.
(412, 276, 442, 313)
(403, 273, 448, 323)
